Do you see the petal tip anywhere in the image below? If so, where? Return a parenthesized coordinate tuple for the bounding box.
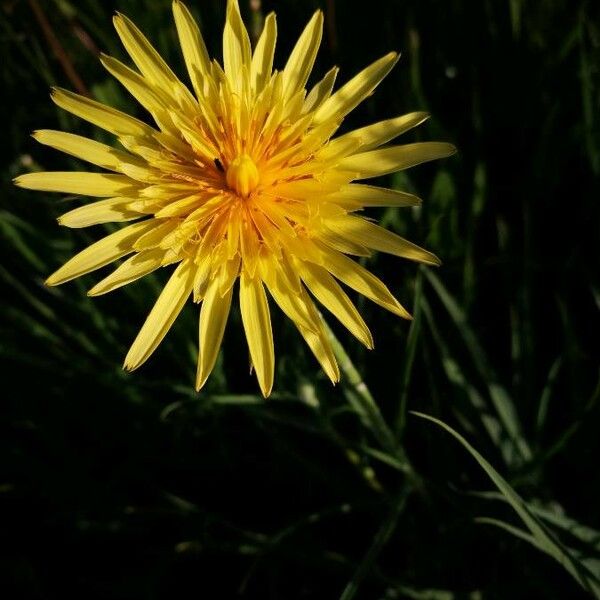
(87, 285, 103, 297)
(123, 356, 137, 372)
(392, 302, 412, 320)
(195, 369, 209, 393)
(49, 88, 62, 104)
(113, 12, 128, 30)
(45, 274, 60, 287)
(260, 384, 273, 399)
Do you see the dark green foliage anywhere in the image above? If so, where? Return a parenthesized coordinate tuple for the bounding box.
(1, 0, 599, 597)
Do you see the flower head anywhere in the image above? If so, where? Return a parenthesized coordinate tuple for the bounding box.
(15, 0, 455, 396)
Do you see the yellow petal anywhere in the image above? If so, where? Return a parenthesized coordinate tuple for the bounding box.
(317, 135, 362, 164)
(290, 118, 340, 159)
(124, 259, 195, 370)
(262, 266, 339, 384)
(140, 182, 200, 199)
(331, 184, 421, 209)
(118, 162, 162, 184)
(325, 215, 440, 265)
(100, 54, 169, 115)
(260, 256, 313, 331)
(297, 288, 340, 383)
(245, 209, 282, 259)
(299, 260, 373, 348)
(223, 0, 251, 90)
(328, 111, 430, 155)
(339, 142, 457, 178)
(118, 135, 163, 162)
(153, 129, 197, 162)
(267, 178, 342, 202)
(251, 12, 277, 93)
(88, 248, 165, 296)
(183, 194, 228, 223)
(113, 12, 180, 90)
(303, 66, 338, 114)
(14, 172, 140, 197)
(313, 52, 399, 126)
(173, 0, 211, 97)
(282, 10, 323, 100)
(194, 209, 230, 258)
(239, 271, 274, 397)
(133, 219, 179, 250)
(192, 248, 213, 302)
(160, 220, 198, 251)
(217, 254, 241, 296)
(196, 278, 233, 391)
(297, 323, 340, 384)
(58, 197, 143, 228)
(317, 226, 372, 257)
(169, 111, 216, 158)
(148, 159, 206, 181)
(154, 194, 203, 218)
(51, 88, 154, 138)
(315, 242, 411, 319)
(32, 130, 143, 172)
(46, 220, 155, 286)
(239, 216, 260, 279)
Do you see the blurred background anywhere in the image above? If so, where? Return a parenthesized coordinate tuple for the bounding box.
(1, 0, 599, 597)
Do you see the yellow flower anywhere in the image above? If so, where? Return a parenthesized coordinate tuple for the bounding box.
(15, 0, 455, 397)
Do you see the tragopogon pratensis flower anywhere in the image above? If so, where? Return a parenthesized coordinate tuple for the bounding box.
(15, 0, 455, 396)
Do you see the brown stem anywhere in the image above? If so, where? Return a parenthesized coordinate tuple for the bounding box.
(71, 22, 100, 57)
(27, 0, 89, 96)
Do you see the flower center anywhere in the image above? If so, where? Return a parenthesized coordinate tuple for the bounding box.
(225, 154, 260, 198)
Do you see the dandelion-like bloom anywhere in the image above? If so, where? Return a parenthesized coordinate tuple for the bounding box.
(15, 0, 455, 396)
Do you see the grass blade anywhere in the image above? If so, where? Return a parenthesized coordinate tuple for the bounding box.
(413, 412, 600, 597)
(424, 270, 532, 463)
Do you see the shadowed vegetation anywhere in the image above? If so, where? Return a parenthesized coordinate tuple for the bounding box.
(1, 0, 599, 597)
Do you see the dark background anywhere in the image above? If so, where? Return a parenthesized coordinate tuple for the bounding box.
(1, 0, 599, 598)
